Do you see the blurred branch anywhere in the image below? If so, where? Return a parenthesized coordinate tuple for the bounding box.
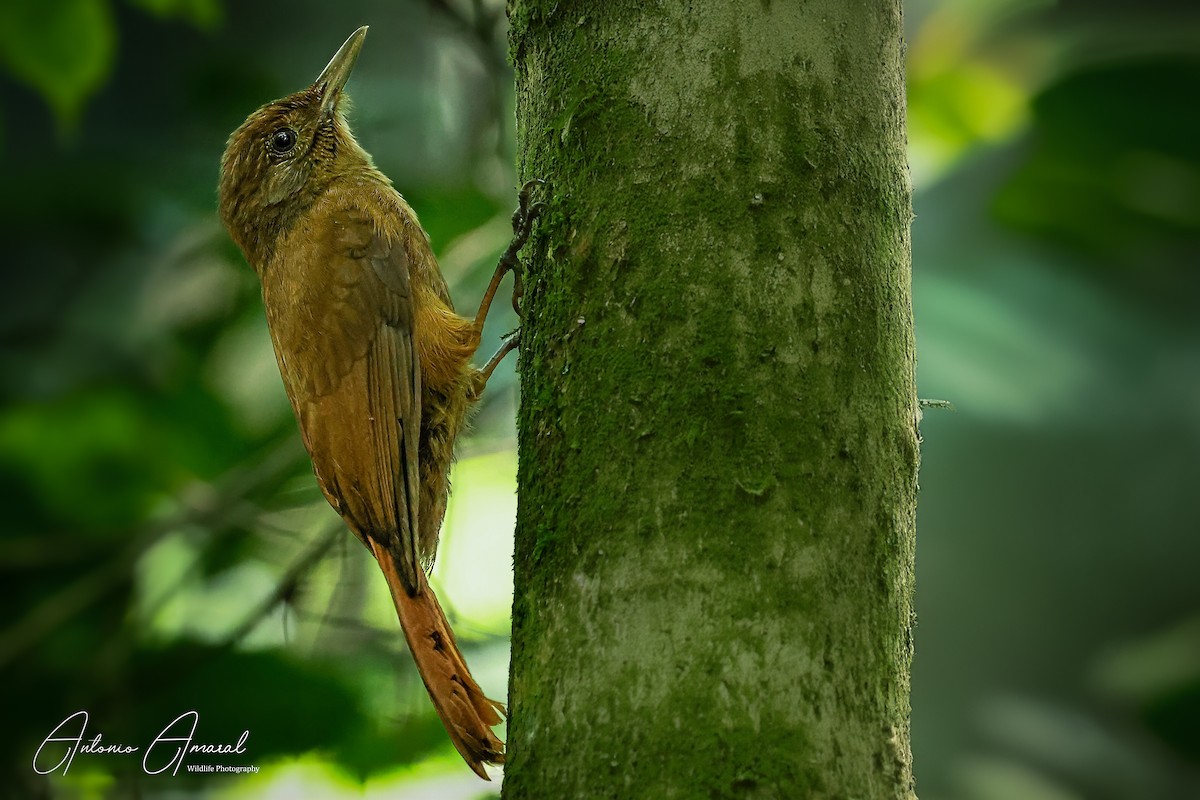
(300, 610, 509, 659)
(425, 0, 505, 71)
(0, 534, 109, 569)
(0, 436, 305, 669)
(216, 514, 515, 657)
(424, 0, 513, 174)
(220, 518, 343, 647)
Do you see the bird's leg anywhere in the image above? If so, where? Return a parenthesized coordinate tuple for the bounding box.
(471, 179, 545, 331)
(467, 180, 544, 401)
(468, 331, 521, 400)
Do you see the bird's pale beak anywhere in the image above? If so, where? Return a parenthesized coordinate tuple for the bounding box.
(315, 26, 368, 118)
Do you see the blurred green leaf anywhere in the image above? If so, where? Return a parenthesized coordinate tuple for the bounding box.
(951, 755, 1077, 800)
(1094, 616, 1200, 764)
(993, 57, 1200, 310)
(909, 61, 1028, 181)
(914, 269, 1102, 424)
(125, 644, 364, 760)
(127, 0, 223, 30)
(0, 0, 115, 132)
(1094, 616, 1200, 704)
(0, 389, 173, 532)
(331, 709, 450, 781)
(1143, 681, 1200, 765)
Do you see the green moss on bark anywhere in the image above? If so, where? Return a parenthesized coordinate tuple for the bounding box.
(505, 2, 917, 798)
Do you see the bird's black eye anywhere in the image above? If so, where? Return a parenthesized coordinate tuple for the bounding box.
(269, 127, 297, 155)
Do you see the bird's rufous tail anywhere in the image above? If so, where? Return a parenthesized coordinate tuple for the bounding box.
(369, 540, 505, 779)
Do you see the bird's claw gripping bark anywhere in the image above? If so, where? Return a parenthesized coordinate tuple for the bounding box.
(473, 178, 547, 330)
(467, 180, 546, 399)
(506, 178, 547, 316)
(469, 329, 521, 401)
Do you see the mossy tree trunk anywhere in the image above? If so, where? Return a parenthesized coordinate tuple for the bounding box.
(504, 2, 918, 797)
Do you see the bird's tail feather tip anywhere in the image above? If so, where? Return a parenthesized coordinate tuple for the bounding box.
(371, 541, 508, 779)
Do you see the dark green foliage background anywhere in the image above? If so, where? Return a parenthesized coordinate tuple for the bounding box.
(0, 0, 1197, 798)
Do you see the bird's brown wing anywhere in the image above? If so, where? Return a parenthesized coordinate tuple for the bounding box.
(264, 200, 423, 593)
(263, 198, 506, 775)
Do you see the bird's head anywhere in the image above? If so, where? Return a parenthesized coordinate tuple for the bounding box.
(218, 26, 373, 269)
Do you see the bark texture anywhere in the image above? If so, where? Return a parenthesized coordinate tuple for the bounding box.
(505, 2, 917, 797)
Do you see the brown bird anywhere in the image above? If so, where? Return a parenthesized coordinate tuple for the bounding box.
(217, 27, 538, 778)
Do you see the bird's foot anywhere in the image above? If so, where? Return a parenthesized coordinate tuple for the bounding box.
(471, 178, 548, 330)
(506, 179, 547, 316)
(468, 329, 521, 401)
